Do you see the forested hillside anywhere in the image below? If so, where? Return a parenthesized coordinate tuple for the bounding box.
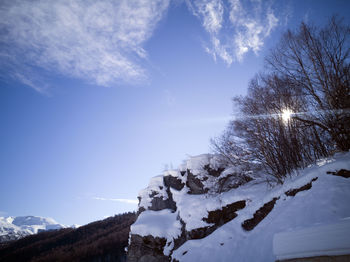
(0, 212, 136, 262)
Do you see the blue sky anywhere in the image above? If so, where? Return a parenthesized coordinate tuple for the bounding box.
(1, 0, 349, 226)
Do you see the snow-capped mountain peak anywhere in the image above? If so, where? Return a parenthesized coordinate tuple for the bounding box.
(0, 215, 66, 243)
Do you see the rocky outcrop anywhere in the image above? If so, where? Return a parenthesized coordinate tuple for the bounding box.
(285, 177, 318, 197)
(128, 154, 248, 261)
(180, 200, 247, 241)
(186, 170, 208, 195)
(217, 173, 253, 193)
(131, 154, 326, 261)
(203, 164, 225, 177)
(204, 200, 246, 225)
(127, 235, 168, 262)
(127, 152, 350, 262)
(242, 197, 280, 231)
(327, 169, 350, 178)
(149, 189, 177, 212)
(163, 175, 185, 191)
(186, 226, 216, 240)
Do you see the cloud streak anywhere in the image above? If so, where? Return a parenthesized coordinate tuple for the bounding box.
(187, 0, 279, 64)
(0, 0, 169, 91)
(0, 0, 282, 92)
(93, 197, 138, 205)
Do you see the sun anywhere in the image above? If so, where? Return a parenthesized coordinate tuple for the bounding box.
(282, 109, 293, 123)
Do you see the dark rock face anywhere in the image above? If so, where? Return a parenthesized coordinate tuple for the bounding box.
(172, 219, 186, 251)
(148, 188, 177, 212)
(217, 174, 253, 193)
(186, 226, 216, 240)
(149, 196, 176, 212)
(327, 169, 350, 178)
(163, 176, 184, 191)
(186, 170, 208, 194)
(128, 200, 248, 261)
(203, 164, 225, 177)
(172, 200, 247, 252)
(128, 177, 178, 261)
(128, 157, 253, 261)
(285, 177, 318, 197)
(242, 197, 279, 231)
(204, 200, 246, 226)
(143, 179, 178, 213)
(127, 235, 168, 262)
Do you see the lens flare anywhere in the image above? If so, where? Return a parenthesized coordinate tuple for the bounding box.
(282, 109, 293, 123)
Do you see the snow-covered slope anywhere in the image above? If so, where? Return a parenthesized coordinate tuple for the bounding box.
(0, 216, 66, 243)
(127, 152, 350, 262)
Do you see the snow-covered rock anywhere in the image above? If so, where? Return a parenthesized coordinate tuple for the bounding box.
(127, 152, 350, 262)
(0, 216, 66, 243)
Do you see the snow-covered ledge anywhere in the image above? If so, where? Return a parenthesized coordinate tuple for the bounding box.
(273, 218, 350, 261)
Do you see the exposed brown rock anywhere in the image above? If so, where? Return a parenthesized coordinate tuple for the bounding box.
(203, 200, 246, 225)
(203, 164, 225, 177)
(285, 177, 318, 197)
(186, 170, 208, 195)
(127, 235, 168, 262)
(172, 219, 186, 251)
(148, 188, 177, 213)
(242, 197, 279, 231)
(187, 226, 216, 240)
(163, 175, 185, 191)
(217, 174, 253, 193)
(327, 169, 350, 178)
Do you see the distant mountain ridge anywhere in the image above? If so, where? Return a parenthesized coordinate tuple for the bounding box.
(0, 212, 136, 262)
(0, 215, 65, 243)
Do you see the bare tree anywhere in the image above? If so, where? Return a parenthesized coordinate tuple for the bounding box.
(231, 74, 330, 183)
(212, 17, 349, 184)
(266, 17, 350, 150)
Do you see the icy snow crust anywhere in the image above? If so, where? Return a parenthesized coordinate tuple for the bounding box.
(131, 152, 350, 261)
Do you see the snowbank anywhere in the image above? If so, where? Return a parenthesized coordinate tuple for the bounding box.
(273, 218, 350, 260)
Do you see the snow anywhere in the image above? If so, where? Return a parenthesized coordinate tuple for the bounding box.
(179, 154, 222, 175)
(273, 218, 350, 260)
(130, 209, 181, 239)
(138, 154, 224, 211)
(0, 215, 66, 241)
(170, 151, 350, 261)
(131, 152, 350, 261)
(138, 175, 168, 209)
(11, 216, 64, 234)
(163, 170, 180, 178)
(130, 209, 182, 256)
(0, 218, 24, 236)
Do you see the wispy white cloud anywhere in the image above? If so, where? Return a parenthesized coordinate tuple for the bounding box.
(189, 0, 223, 34)
(187, 0, 279, 63)
(0, 0, 169, 91)
(93, 197, 138, 205)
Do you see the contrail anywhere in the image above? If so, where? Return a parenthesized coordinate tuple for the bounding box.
(93, 197, 138, 204)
